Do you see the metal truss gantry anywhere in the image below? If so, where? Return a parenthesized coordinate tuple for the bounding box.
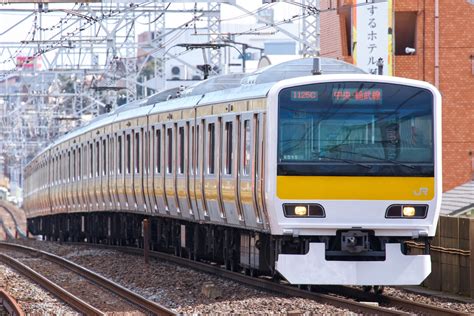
(301, 0, 320, 56)
(0, 0, 320, 200)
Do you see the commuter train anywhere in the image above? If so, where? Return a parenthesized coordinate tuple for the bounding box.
(23, 58, 442, 286)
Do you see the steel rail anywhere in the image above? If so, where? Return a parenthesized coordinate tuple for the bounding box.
(66, 242, 408, 316)
(0, 253, 104, 316)
(0, 242, 175, 316)
(0, 203, 27, 239)
(317, 284, 469, 316)
(0, 289, 25, 316)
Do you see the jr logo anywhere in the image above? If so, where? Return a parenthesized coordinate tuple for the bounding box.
(413, 187, 429, 196)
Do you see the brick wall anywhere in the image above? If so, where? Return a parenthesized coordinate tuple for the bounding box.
(322, 0, 474, 191)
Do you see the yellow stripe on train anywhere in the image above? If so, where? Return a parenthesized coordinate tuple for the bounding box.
(277, 176, 435, 201)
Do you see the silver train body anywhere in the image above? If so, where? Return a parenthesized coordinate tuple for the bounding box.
(23, 58, 442, 285)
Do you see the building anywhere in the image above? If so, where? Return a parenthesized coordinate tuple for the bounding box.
(320, 0, 474, 193)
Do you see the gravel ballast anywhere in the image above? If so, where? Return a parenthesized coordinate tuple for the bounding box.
(0, 262, 78, 315)
(9, 239, 474, 314)
(9, 240, 351, 314)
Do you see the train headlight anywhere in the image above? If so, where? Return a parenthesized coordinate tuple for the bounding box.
(402, 206, 416, 217)
(283, 204, 325, 218)
(294, 206, 307, 216)
(385, 205, 428, 219)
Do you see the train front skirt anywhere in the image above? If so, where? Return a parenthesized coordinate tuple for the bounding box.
(276, 243, 431, 285)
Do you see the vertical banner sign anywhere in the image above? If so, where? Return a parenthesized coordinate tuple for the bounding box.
(352, 0, 393, 75)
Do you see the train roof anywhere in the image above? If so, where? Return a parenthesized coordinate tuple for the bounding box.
(30, 57, 368, 162)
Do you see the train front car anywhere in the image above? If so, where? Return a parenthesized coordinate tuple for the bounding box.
(266, 75, 441, 286)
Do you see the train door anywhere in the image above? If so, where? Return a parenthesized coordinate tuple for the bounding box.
(143, 126, 152, 213)
(238, 113, 263, 229)
(94, 138, 102, 211)
(50, 153, 57, 212)
(132, 127, 146, 212)
(100, 136, 109, 210)
(194, 119, 207, 220)
(203, 117, 225, 223)
(255, 113, 268, 229)
(152, 124, 167, 215)
(70, 147, 76, 211)
(78, 143, 84, 211)
(188, 121, 199, 218)
(109, 133, 117, 210)
(66, 148, 73, 212)
(106, 135, 114, 209)
(116, 131, 127, 210)
(91, 138, 99, 211)
(220, 114, 242, 225)
(125, 129, 136, 211)
(176, 121, 192, 218)
(63, 149, 69, 212)
(164, 122, 179, 216)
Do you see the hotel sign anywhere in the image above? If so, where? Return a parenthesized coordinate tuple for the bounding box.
(352, 0, 393, 75)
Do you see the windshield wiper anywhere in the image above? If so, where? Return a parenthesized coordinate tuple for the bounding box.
(312, 152, 372, 169)
(328, 148, 416, 169)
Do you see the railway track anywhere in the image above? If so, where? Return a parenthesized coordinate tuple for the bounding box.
(0, 203, 27, 239)
(59, 241, 468, 316)
(0, 289, 25, 316)
(0, 242, 175, 316)
(319, 285, 469, 315)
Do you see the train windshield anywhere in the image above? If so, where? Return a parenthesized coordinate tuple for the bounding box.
(278, 82, 434, 176)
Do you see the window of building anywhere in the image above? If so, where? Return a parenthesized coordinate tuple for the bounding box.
(395, 12, 417, 55)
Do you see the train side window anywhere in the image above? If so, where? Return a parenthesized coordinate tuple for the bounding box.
(167, 127, 173, 173)
(118, 135, 123, 175)
(254, 115, 260, 176)
(59, 154, 61, 183)
(68, 151, 71, 182)
(109, 137, 114, 176)
(191, 125, 195, 175)
(102, 139, 107, 176)
(179, 126, 185, 174)
(196, 124, 200, 175)
(89, 143, 93, 178)
(51, 156, 54, 185)
(78, 147, 82, 180)
(243, 120, 251, 175)
(135, 131, 140, 174)
(96, 141, 100, 177)
(208, 123, 215, 174)
(72, 149, 76, 182)
(225, 121, 233, 175)
(146, 129, 150, 174)
(156, 128, 161, 174)
(126, 133, 131, 174)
